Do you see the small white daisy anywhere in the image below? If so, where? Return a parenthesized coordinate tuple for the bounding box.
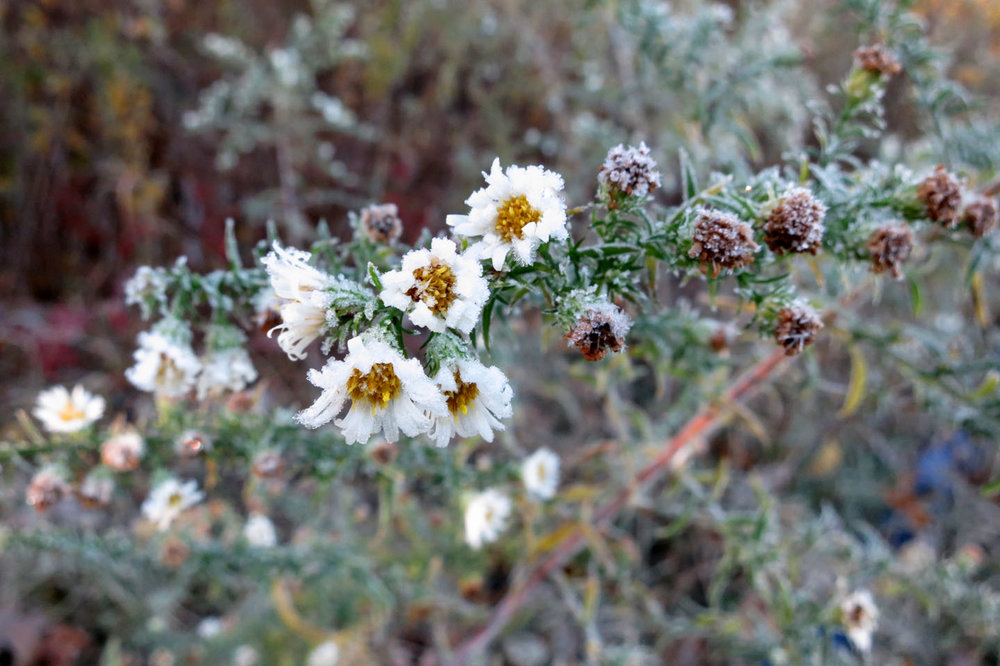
(33, 385, 105, 434)
(521, 447, 560, 500)
(243, 513, 278, 548)
(126, 321, 201, 398)
(142, 478, 204, 531)
(197, 616, 223, 640)
(464, 488, 512, 549)
(262, 243, 335, 360)
(446, 158, 568, 270)
(306, 641, 340, 666)
(196, 327, 258, 400)
(840, 589, 879, 654)
(379, 237, 489, 334)
(296, 335, 446, 445)
(429, 357, 513, 447)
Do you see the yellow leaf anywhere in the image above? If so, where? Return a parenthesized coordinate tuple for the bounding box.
(530, 523, 578, 557)
(972, 271, 990, 328)
(809, 440, 843, 478)
(838, 345, 867, 418)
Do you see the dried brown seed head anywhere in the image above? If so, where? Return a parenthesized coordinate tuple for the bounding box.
(764, 187, 827, 255)
(689, 209, 759, 276)
(867, 222, 914, 279)
(564, 302, 633, 361)
(853, 44, 902, 77)
(774, 302, 823, 356)
(963, 196, 999, 238)
(918, 165, 962, 227)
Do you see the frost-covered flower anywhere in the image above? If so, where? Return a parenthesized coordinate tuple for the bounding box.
(197, 326, 258, 400)
(197, 616, 223, 640)
(296, 335, 447, 445)
(464, 488, 512, 549)
(918, 164, 962, 227)
(101, 430, 145, 471)
(522, 447, 560, 500)
(306, 641, 340, 666)
(380, 238, 489, 334)
(142, 478, 204, 531)
(599, 141, 662, 198)
(447, 158, 568, 270)
(262, 243, 335, 360)
(763, 187, 826, 255)
(689, 208, 759, 276)
(26, 467, 68, 511)
(33, 385, 105, 434)
(867, 222, 914, 279)
(853, 44, 902, 77)
(251, 449, 284, 478)
(126, 319, 201, 398)
(75, 472, 114, 508)
(963, 195, 999, 238)
(124, 265, 169, 318)
(429, 356, 513, 447)
(360, 203, 403, 244)
(774, 300, 823, 356)
(243, 513, 278, 548)
(564, 301, 632, 361)
(840, 589, 879, 654)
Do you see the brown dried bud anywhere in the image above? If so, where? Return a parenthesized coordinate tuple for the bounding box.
(26, 468, 68, 511)
(867, 222, 914, 279)
(564, 302, 633, 361)
(360, 203, 403, 244)
(853, 44, 902, 76)
(370, 441, 398, 465)
(74, 474, 114, 509)
(689, 209, 759, 276)
(175, 430, 212, 457)
(764, 187, 826, 255)
(918, 165, 962, 227)
(160, 536, 190, 569)
(963, 196, 998, 238)
(774, 301, 823, 356)
(251, 449, 284, 479)
(101, 431, 145, 471)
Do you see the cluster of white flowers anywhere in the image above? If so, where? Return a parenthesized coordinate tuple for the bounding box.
(33, 385, 105, 434)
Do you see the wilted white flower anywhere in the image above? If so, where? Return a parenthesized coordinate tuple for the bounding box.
(521, 447, 560, 500)
(26, 466, 69, 511)
(564, 300, 633, 361)
(101, 430, 145, 471)
(142, 478, 204, 531)
(447, 158, 568, 270)
(197, 616, 223, 640)
(262, 243, 336, 360)
(126, 320, 201, 398)
(197, 326, 258, 400)
(359, 203, 403, 244)
(840, 589, 879, 654)
(598, 141, 662, 198)
(243, 513, 278, 548)
(33, 385, 105, 434)
(464, 488, 512, 549)
(297, 335, 447, 445)
(75, 472, 114, 508)
(306, 641, 340, 666)
(429, 357, 513, 447)
(380, 237, 489, 334)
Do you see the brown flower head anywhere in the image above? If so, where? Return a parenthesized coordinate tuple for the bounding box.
(689, 208, 759, 276)
(74, 473, 114, 509)
(564, 302, 633, 361)
(774, 301, 823, 356)
(251, 449, 284, 479)
(175, 430, 212, 457)
(598, 142, 662, 198)
(360, 203, 403, 244)
(963, 196, 999, 238)
(764, 187, 827, 255)
(371, 441, 399, 465)
(26, 467, 68, 511)
(918, 165, 962, 227)
(867, 222, 914, 279)
(853, 44, 902, 77)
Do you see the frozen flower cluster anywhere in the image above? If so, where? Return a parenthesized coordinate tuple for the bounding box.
(598, 141, 662, 199)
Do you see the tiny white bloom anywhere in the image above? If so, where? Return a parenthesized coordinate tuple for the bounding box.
(142, 478, 204, 531)
(306, 641, 340, 666)
(429, 357, 513, 447)
(197, 346, 258, 400)
(197, 616, 223, 639)
(464, 488, 512, 549)
(297, 335, 447, 445)
(243, 513, 278, 548)
(379, 237, 489, 334)
(521, 447, 560, 500)
(233, 645, 259, 666)
(126, 322, 201, 398)
(262, 243, 335, 360)
(33, 385, 105, 434)
(447, 158, 568, 270)
(840, 589, 879, 654)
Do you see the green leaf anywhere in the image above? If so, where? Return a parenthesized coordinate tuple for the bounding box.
(679, 148, 698, 201)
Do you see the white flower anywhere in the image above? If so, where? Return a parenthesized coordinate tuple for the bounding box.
(447, 158, 568, 270)
(429, 357, 513, 447)
(142, 478, 204, 531)
(197, 617, 223, 640)
(307, 641, 340, 666)
(243, 513, 278, 548)
(521, 447, 560, 500)
(33, 385, 105, 434)
(464, 488, 512, 549)
(233, 645, 259, 666)
(840, 589, 879, 654)
(197, 346, 258, 400)
(380, 237, 489, 334)
(296, 335, 447, 445)
(599, 141, 662, 198)
(101, 430, 145, 471)
(126, 322, 201, 398)
(262, 243, 335, 360)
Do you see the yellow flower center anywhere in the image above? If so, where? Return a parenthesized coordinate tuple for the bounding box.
(443, 370, 479, 419)
(347, 363, 403, 414)
(407, 258, 457, 315)
(495, 194, 541, 242)
(168, 492, 184, 508)
(156, 353, 181, 383)
(536, 462, 547, 481)
(58, 402, 86, 422)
